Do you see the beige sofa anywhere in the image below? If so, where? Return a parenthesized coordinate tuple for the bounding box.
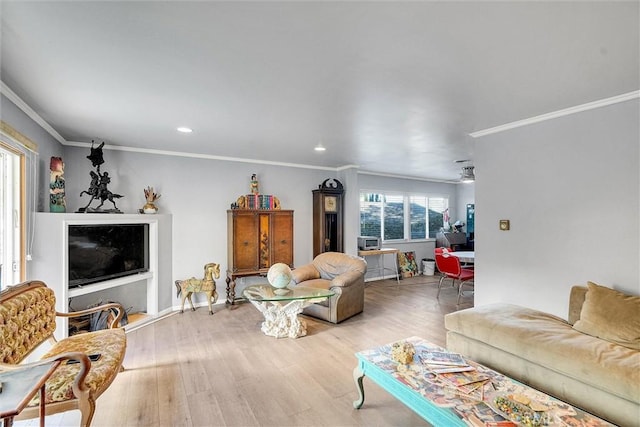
(291, 252, 367, 324)
(445, 282, 640, 427)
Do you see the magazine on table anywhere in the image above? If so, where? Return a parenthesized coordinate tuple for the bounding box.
(438, 369, 491, 388)
(418, 350, 468, 366)
(427, 365, 476, 374)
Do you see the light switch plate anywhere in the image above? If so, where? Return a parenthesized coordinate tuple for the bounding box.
(499, 220, 510, 231)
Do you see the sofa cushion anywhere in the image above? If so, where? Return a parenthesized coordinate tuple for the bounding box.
(573, 281, 640, 350)
(297, 278, 331, 307)
(445, 303, 640, 402)
(312, 252, 366, 279)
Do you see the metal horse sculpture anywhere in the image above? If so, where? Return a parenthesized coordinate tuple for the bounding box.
(175, 263, 220, 315)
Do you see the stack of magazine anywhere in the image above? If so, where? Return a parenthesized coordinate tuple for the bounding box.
(419, 350, 491, 399)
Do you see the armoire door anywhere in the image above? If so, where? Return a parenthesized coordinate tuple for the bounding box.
(270, 211, 293, 266)
(231, 211, 259, 272)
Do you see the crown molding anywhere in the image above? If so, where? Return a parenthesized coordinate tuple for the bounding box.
(358, 169, 456, 184)
(0, 80, 66, 144)
(469, 90, 640, 138)
(64, 140, 341, 171)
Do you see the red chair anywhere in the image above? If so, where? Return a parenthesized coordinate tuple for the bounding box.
(434, 252, 474, 304)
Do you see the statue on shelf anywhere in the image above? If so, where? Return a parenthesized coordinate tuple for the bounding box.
(49, 156, 66, 212)
(77, 140, 124, 213)
(142, 186, 161, 214)
(250, 173, 259, 194)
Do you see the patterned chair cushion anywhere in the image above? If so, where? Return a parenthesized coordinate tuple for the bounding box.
(29, 328, 126, 406)
(0, 286, 56, 364)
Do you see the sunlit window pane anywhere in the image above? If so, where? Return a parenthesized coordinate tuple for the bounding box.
(383, 195, 403, 240)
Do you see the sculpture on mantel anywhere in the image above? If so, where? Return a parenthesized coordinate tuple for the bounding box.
(142, 186, 161, 214)
(77, 141, 123, 213)
(49, 156, 66, 212)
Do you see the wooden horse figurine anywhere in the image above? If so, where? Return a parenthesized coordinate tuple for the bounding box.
(175, 262, 220, 314)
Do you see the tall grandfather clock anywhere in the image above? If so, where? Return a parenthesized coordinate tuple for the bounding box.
(312, 178, 344, 257)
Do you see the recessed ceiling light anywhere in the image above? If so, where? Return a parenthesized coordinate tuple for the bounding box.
(177, 127, 193, 133)
(314, 144, 326, 152)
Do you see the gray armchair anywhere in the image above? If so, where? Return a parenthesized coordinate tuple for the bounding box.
(291, 252, 367, 323)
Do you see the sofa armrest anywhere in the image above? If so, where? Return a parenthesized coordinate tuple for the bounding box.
(292, 264, 320, 283)
(331, 270, 363, 288)
(0, 351, 91, 385)
(56, 302, 125, 329)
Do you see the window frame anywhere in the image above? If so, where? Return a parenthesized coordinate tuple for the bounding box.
(0, 141, 26, 288)
(359, 191, 449, 243)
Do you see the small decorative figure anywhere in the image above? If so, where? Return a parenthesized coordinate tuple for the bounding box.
(49, 157, 66, 212)
(391, 341, 416, 365)
(236, 195, 247, 209)
(175, 263, 220, 315)
(442, 208, 451, 230)
(250, 173, 259, 194)
(77, 141, 124, 213)
(142, 186, 161, 214)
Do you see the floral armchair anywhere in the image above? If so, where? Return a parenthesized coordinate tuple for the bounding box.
(0, 280, 127, 426)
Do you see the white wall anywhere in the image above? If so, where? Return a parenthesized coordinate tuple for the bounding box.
(474, 99, 639, 318)
(1, 94, 64, 241)
(61, 146, 335, 306)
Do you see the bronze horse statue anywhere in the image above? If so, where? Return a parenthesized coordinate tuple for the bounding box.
(175, 263, 220, 315)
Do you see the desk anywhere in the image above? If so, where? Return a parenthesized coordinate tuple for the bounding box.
(0, 360, 61, 427)
(358, 248, 400, 284)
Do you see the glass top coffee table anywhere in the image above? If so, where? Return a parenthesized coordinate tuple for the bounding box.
(243, 284, 334, 339)
(353, 336, 613, 426)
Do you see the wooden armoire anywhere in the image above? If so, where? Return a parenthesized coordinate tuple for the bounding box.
(226, 209, 294, 304)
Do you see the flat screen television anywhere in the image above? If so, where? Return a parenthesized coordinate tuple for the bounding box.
(68, 223, 149, 288)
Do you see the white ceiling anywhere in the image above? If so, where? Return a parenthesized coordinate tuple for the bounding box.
(1, 1, 638, 181)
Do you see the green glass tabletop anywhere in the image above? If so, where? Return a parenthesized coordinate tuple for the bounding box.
(243, 284, 334, 302)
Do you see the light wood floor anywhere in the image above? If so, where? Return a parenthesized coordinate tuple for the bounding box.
(19, 275, 473, 427)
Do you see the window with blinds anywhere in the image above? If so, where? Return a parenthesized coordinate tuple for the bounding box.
(360, 192, 449, 241)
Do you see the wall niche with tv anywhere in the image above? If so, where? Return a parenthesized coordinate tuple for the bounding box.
(68, 223, 150, 288)
(29, 213, 172, 340)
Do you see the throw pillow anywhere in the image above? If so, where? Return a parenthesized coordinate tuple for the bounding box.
(573, 281, 640, 350)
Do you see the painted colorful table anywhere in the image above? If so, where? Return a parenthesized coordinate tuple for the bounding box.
(353, 336, 613, 426)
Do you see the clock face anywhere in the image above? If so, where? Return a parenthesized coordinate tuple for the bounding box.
(324, 196, 337, 212)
